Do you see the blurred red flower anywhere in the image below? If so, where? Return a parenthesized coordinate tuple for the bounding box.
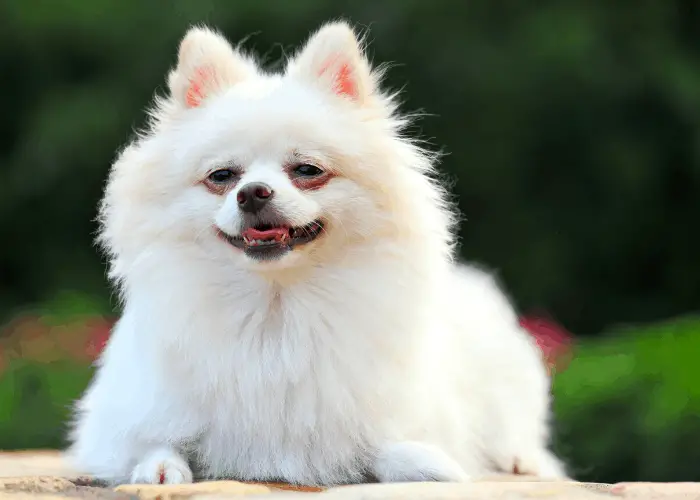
(84, 317, 115, 360)
(519, 315, 573, 375)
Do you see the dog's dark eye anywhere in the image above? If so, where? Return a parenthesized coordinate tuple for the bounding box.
(208, 169, 236, 184)
(293, 164, 324, 177)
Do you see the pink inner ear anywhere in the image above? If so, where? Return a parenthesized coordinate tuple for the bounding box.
(185, 66, 215, 108)
(318, 58, 358, 100)
(334, 63, 358, 99)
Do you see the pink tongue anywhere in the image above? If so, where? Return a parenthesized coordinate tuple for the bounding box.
(242, 227, 288, 241)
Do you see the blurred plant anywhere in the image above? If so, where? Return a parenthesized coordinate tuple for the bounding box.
(552, 316, 700, 483)
(0, 314, 114, 369)
(0, 291, 114, 373)
(0, 292, 112, 449)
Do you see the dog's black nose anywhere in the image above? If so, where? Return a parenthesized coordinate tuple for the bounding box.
(236, 182, 274, 214)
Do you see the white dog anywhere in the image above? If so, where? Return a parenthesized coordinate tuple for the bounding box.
(67, 21, 565, 486)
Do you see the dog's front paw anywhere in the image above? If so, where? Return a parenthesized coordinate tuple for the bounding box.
(372, 441, 470, 483)
(130, 447, 193, 485)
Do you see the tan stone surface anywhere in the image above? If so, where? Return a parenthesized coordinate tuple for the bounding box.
(609, 481, 700, 498)
(0, 476, 76, 493)
(1, 451, 700, 499)
(188, 496, 304, 500)
(251, 483, 324, 493)
(115, 481, 272, 499)
(0, 475, 134, 499)
(0, 451, 79, 478)
(313, 481, 614, 499)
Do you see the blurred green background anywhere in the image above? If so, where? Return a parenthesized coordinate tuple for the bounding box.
(0, 0, 699, 484)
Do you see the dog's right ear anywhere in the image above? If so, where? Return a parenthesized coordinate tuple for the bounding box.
(168, 26, 258, 109)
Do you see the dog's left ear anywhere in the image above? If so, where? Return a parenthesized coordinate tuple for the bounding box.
(287, 21, 375, 105)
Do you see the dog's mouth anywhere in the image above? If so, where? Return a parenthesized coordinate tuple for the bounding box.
(218, 220, 325, 260)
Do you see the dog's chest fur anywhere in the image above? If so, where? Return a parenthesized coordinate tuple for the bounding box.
(142, 258, 431, 483)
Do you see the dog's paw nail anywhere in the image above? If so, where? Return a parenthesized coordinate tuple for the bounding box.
(130, 456, 193, 484)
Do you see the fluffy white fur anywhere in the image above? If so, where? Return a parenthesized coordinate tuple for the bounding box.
(66, 21, 565, 486)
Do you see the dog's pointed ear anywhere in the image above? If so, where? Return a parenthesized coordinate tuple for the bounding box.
(287, 21, 375, 105)
(168, 26, 258, 109)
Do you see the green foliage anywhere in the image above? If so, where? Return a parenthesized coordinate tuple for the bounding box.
(0, 1, 699, 333)
(0, 359, 93, 449)
(552, 316, 700, 482)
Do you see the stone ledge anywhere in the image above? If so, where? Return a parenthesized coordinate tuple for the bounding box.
(1, 451, 697, 499)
